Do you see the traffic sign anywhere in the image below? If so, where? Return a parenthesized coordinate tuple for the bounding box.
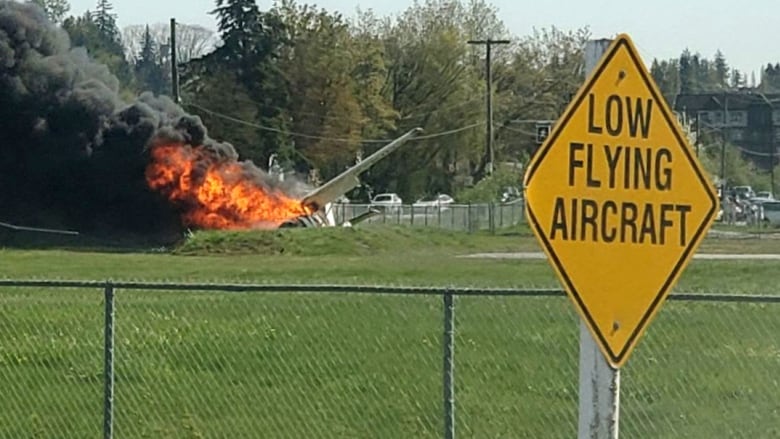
(536, 123, 551, 144)
(523, 34, 719, 368)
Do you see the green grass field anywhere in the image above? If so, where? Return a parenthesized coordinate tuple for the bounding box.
(0, 225, 779, 437)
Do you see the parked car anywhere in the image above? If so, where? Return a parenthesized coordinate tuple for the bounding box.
(751, 191, 775, 203)
(370, 193, 403, 212)
(763, 201, 780, 226)
(500, 186, 522, 203)
(732, 185, 756, 200)
(413, 194, 454, 209)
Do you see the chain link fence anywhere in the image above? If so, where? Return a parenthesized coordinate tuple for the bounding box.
(0, 282, 778, 438)
(332, 201, 525, 232)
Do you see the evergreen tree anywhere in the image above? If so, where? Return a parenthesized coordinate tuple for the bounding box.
(651, 58, 680, 103)
(183, 0, 291, 164)
(713, 50, 729, 88)
(760, 63, 780, 92)
(62, 11, 133, 89)
(134, 25, 167, 94)
(94, 0, 119, 43)
(679, 49, 693, 94)
(731, 68, 744, 88)
(31, 0, 70, 24)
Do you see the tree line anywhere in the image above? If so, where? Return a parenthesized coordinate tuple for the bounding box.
(29, 0, 780, 201)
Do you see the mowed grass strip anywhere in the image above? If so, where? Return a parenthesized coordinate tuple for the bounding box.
(0, 225, 778, 292)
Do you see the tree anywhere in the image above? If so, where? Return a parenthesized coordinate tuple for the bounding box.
(760, 63, 780, 92)
(181, 0, 291, 165)
(679, 49, 693, 94)
(134, 25, 167, 94)
(274, 2, 366, 177)
(122, 22, 218, 76)
(713, 50, 729, 88)
(63, 10, 134, 89)
(350, 9, 399, 141)
(30, 0, 70, 24)
(94, 0, 119, 43)
(731, 68, 745, 88)
(650, 58, 680, 104)
(493, 26, 589, 170)
(374, 0, 488, 197)
(184, 70, 264, 164)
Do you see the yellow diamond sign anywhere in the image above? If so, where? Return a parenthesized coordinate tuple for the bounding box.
(523, 34, 719, 368)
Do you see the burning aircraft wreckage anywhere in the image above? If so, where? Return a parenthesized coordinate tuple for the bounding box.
(145, 128, 422, 230)
(0, 1, 420, 236)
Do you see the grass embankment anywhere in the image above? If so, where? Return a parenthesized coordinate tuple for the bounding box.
(0, 225, 778, 437)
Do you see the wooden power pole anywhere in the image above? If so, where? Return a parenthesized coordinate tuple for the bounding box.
(170, 18, 179, 103)
(468, 39, 510, 176)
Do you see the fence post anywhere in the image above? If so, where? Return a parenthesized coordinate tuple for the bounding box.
(510, 202, 516, 226)
(489, 203, 496, 234)
(467, 203, 472, 233)
(443, 292, 455, 439)
(103, 284, 115, 439)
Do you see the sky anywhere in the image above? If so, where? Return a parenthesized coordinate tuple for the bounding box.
(68, 0, 779, 77)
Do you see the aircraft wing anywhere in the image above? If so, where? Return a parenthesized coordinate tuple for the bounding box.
(301, 128, 423, 211)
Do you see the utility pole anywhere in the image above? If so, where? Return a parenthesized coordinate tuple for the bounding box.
(769, 107, 775, 197)
(756, 92, 776, 197)
(695, 111, 701, 157)
(468, 39, 510, 175)
(170, 18, 180, 103)
(719, 92, 727, 199)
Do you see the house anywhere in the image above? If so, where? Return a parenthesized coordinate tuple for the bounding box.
(673, 91, 780, 171)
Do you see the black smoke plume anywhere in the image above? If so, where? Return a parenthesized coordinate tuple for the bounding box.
(0, 1, 291, 241)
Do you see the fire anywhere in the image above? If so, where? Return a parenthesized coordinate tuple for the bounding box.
(145, 143, 312, 229)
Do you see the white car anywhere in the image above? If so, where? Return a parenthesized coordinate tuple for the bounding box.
(750, 191, 775, 203)
(370, 193, 403, 211)
(763, 201, 780, 226)
(413, 194, 454, 209)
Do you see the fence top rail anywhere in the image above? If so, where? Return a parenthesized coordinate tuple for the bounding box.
(0, 279, 777, 302)
(0, 279, 558, 296)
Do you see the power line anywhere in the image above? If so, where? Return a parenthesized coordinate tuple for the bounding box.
(498, 124, 538, 137)
(185, 102, 389, 143)
(182, 91, 481, 125)
(734, 145, 778, 158)
(399, 97, 483, 120)
(413, 123, 484, 140)
(184, 102, 483, 143)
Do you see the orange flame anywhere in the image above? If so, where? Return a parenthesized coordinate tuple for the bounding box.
(145, 143, 312, 229)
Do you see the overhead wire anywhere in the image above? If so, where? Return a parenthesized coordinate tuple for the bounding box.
(182, 89, 482, 124)
(185, 102, 388, 143)
(497, 124, 538, 137)
(184, 102, 483, 144)
(734, 145, 778, 158)
(399, 97, 483, 120)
